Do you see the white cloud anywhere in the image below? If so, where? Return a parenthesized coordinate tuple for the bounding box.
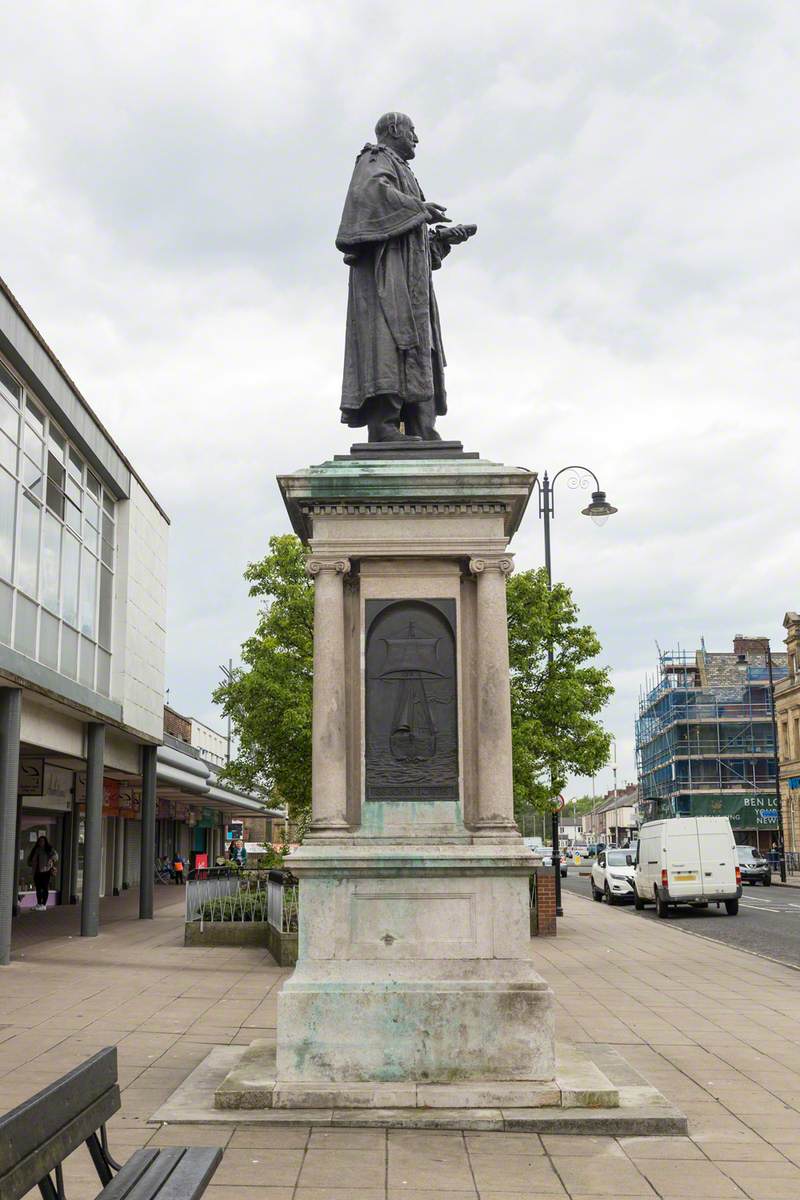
(1, 0, 798, 783)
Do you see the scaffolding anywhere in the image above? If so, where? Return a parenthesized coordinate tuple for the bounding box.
(636, 644, 786, 822)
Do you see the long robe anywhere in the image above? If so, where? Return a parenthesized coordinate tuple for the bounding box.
(336, 143, 450, 427)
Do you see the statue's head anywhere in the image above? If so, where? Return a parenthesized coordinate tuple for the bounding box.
(375, 112, 418, 161)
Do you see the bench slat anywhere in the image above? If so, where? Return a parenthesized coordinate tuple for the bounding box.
(124, 1148, 185, 1200)
(151, 1148, 223, 1200)
(96, 1148, 163, 1200)
(0, 1087, 120, 1199)
(0, 1047, 118, 1176)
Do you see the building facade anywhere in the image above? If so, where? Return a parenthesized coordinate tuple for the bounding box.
(775, 612, 800, 853)
(636, 636, 786, 850)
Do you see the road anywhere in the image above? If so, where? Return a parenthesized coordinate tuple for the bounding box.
(559, 863, 800, 969)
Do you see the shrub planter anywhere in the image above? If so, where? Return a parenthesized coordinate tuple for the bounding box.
(184, 920, 298, 964)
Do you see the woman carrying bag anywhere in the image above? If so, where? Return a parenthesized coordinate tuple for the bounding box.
(28, 835, 58, 910)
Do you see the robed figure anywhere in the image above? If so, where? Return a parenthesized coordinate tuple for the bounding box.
(336, 113, 475, 442)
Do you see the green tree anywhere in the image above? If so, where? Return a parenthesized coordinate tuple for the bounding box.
(212, 534, 314, 830)
(507, 567, 613, 817)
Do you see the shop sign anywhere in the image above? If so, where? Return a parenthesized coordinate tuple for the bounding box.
(43, 764, 73, 805)
(19, 759, 44, 795)
(688, 793, 779, 829)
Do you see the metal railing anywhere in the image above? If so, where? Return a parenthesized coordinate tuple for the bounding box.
(185, 871, 298, 933)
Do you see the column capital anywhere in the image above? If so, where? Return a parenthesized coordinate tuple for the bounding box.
(306, 556, 351, 578)
(469, 555, 514, 577)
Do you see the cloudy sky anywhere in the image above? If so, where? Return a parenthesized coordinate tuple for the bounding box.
(2, 0, 798, 796)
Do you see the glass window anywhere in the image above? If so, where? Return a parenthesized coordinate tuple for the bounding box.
(61, 532, 79, 627)
(65, 476, 81, 505)
(25, 399, 45, 433)
(0, 468, 14, 582)
(79, 636, 95, 688)
(68, 445, 82, 481)
(98, 565, 112, 648)
(17, 493, 41, 595)
(48, 426, 65, 459)
(47, 451, 65, 489)
(60, 623, 78, 679)
(0, 432, 15, 473)
(39, 609, 59, 669)
(14, 593, 37, 657)
(0, 579, 11, 643)
(46, 478, 65, 519)
(65, 497, 81, 533)
(21, 455, 43, 498)
(79, 549, 97, 638)
(101, 537, 113, 568)
(86, 472, 100, 499)
(85, 495, 99, 529)
(0, 396, 18, 440)
(23, 423, 43, 465)
(102, 492, 114, 517)
(101, 511, 114, 543)
(0, 360, 21, 402)
(97, 647, 111, 696)
(41, 512, 61, 612)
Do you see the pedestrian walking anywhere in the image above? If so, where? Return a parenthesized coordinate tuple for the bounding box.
(173, 853, 185, 885)
(27, 835, 58, 910)
(769, 841, 780, 873)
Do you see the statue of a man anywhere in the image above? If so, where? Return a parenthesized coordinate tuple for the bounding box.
(336, 113, 476, 442)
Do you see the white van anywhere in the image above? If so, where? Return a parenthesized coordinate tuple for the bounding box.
(634, 817, 741, 918)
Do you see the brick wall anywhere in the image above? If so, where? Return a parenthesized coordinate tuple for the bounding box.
(164, 705, 191, 742)
(531, 866, 557, 937)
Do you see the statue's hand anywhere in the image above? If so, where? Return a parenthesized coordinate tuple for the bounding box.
(423, 201, 450, 224)
(435, 223, 478, 245)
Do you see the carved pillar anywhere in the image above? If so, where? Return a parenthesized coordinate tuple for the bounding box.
(469, 556, 517, 834)
(308, 557, 351, 833)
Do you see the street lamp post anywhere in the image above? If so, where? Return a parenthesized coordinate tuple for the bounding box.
(535, 466, 618, 917)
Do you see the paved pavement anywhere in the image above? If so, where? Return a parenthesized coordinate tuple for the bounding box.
(4, 886, 800, 1199)
(561, 866, 800, 968)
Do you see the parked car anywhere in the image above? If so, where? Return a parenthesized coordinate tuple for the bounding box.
(591, 848, 635, 904)
(535, 848, 568, 877)
(572, 845, 590, 860)
(634, 817, 741, 918)
(736, 844, 771, 886)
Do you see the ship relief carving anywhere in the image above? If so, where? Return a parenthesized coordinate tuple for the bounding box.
(365, 599, 458, 802)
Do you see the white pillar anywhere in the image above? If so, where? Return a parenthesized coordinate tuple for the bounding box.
(469, 556, 517, 835)
(307, 557, 351, 834)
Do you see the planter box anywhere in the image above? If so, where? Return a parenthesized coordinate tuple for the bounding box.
(184, 920, 298, 965)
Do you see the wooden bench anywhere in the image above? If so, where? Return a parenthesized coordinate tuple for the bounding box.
(0, 1046, 222, 1200)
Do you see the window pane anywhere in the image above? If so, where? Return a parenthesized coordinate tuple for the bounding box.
(17, 493, 41, 595)
(0, 432, 15, 473)
(60, 623, 78, 678)
(22, 455, 43, 498)
(23, 423, 43, 464)
(25, 399, 45, 433)
(65, 497, 81, 532)
(0, 397, 18, 440)
(86, 472, 100, 499)
(79, 636, 95, 688)
(40, 609, 59, 669)
(48, 426, 66, 459)
(68, 445, 82, 481)
(84, 523, 99, 554)
(85, 495, 99, 528)
(101, 512, 114, 542)
(46, 478, 65, 519)
(0, 469, 15, 581)
(102, 492, 114, 517)
(41, 511, 61, 612)
(66, 476, 81, 505)
(101, 537, 113, 568)
(79, 549, 97, 637)
(96, 648, 111, 696)
(47, 451, 65, 488)
(98, 565, 112, 648)
(14, 593, 37, 657)
(0, 579, 11, 643)
(0, 361, 21, 402)
(61, 532, 79, 627)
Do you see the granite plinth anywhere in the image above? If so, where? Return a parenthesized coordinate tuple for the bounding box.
(340, 440, 479, 460)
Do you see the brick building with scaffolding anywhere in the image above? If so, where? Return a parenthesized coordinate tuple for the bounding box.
(636, 636, 787, 851)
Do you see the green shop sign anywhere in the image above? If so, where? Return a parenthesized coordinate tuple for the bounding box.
(687, 794, 779, 829)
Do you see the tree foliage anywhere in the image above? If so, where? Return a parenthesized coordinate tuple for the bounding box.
(507, 567, 613, 814)
(212, 534, 314, 830)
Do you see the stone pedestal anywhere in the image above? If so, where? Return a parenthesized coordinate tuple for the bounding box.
(266, 448, 560, 1107)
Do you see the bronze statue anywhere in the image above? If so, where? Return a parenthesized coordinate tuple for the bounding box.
(336, 113, 476, 442)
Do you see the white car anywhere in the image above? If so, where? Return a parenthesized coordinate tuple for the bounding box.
(591, 847, 636, 905)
